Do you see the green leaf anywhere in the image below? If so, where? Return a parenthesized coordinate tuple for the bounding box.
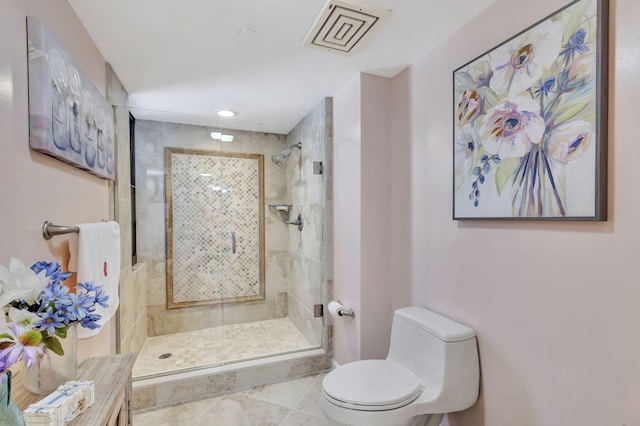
(495, 158, 520, 196)
(551, 101, 589, 126)
(44, 336, 64, 356)
(480, 87, 501, 109)
(0, 333, 14, 341)
(54, 325, 68, 339)
(455, 71, 475, 88)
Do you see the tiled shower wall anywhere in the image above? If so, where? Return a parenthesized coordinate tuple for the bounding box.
(286, 98, 333, 349)
(135, 122, 290, 335)
(168, 151, 263, 305)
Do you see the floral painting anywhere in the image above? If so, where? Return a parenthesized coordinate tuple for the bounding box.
(453, 0, 607, 220)
(27, 17, 115, 180)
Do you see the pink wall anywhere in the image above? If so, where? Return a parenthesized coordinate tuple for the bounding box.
(333, 73, 398, 363)
(334, 0, 640, 423)
(333, 74, 362, 364)
(0, 1, 113, 358)
(360, 74, 393, 359)
(389, 70, 413, 314)
(393, 0, 640, 424)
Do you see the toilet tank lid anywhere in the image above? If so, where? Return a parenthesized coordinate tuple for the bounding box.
(395, 307, 476, 342)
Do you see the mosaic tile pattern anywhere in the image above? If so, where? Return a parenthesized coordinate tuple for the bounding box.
(133, 318, 316, 378)
(169, 151, 262, 304)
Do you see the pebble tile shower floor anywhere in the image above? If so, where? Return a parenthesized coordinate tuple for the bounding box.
(133, 318, 317, 378)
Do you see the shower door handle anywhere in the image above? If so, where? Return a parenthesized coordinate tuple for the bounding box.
(230, 231, 236, 254)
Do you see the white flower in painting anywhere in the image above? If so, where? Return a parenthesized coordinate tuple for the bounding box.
(45, 48, 68, 92)
(456, 88, 482, 125)
(455, 123, 481, 169)
(0, 258, 48, 307)
(547, 120, 592, 164)
(489, 19, 563, 96)
(478, 96, 545, 159)
(469, 60, 493, 87)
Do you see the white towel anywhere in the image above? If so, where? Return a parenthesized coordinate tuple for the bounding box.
(68, 221, 120, 339)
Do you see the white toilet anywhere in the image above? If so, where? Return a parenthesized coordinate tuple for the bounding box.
(321, 306, 480, 426)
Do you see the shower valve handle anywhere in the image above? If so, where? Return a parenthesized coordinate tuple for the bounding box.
(286, 214, 304, 232)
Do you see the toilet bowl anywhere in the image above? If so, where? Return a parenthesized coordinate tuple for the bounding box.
(321, 306, 479, 426)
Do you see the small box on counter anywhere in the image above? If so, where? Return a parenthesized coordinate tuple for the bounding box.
(23, 380, 95, 426)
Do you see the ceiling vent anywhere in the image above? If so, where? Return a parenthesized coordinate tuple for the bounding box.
(303, 0, 391, 54)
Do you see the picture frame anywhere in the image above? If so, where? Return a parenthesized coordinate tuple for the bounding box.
(452, 0, 608, 220)
(27, 16, 115, 181)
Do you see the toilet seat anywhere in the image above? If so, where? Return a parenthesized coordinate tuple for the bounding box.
(322, 360, 424, 411)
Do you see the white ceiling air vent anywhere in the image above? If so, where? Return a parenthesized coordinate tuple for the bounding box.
(303, 0, 391, 54)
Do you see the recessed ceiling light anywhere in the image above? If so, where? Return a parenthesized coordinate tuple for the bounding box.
(210, 131, 235, 142)
(216, 109, 237, 118)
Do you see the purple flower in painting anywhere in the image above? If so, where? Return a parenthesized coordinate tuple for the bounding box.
(534, 77, 556, 97)
(477, 97, 545, 159)
(560, 28, 589, 61)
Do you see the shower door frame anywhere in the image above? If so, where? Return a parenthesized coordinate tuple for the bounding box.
(165, 147, 266, 309)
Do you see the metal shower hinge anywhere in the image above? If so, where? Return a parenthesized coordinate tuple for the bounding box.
(313, 161, 323, 174)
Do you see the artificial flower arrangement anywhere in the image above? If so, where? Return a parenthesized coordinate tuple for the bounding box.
(0, 258, 108, 374)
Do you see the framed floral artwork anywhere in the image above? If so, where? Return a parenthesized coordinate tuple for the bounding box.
(27, 16, 115, 180)
(453, 0, 608, 220)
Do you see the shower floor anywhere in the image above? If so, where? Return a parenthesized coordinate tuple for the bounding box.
(133, 318, 317, 378)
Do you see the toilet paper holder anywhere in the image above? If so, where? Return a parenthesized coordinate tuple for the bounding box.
(338, 307, 355, 318)
(329, 300, 355, 318)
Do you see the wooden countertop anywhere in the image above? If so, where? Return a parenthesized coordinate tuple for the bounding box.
(13, 353, 136, 425)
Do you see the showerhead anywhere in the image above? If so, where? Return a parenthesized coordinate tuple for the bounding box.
(271, 142, 302, 166)
(271, 154, 287, 167)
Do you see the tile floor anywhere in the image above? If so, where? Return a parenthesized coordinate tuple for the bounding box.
(133, 318, 317, 378)
(133, 372, 331, 425)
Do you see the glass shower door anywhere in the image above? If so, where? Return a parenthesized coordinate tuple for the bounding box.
(218, 145, 267, 364)
(164, 145, 226, 368)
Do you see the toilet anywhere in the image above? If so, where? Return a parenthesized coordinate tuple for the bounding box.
(321, 306, 480, 426)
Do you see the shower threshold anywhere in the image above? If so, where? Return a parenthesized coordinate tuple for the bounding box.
(132, 317, 319, 379)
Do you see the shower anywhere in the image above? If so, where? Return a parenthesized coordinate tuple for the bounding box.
(271, 141, 302, 166)
(129, 100, 333, 415)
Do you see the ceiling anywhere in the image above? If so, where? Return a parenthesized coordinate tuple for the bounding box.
(67, 0, 497, 135)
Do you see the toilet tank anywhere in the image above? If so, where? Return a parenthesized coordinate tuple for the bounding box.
(386, 307, 479, 413)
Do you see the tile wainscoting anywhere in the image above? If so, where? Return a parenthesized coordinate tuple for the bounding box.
(132, 350, 331, 412)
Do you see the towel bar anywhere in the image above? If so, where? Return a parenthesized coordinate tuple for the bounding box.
(42, 221, 79, 240)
